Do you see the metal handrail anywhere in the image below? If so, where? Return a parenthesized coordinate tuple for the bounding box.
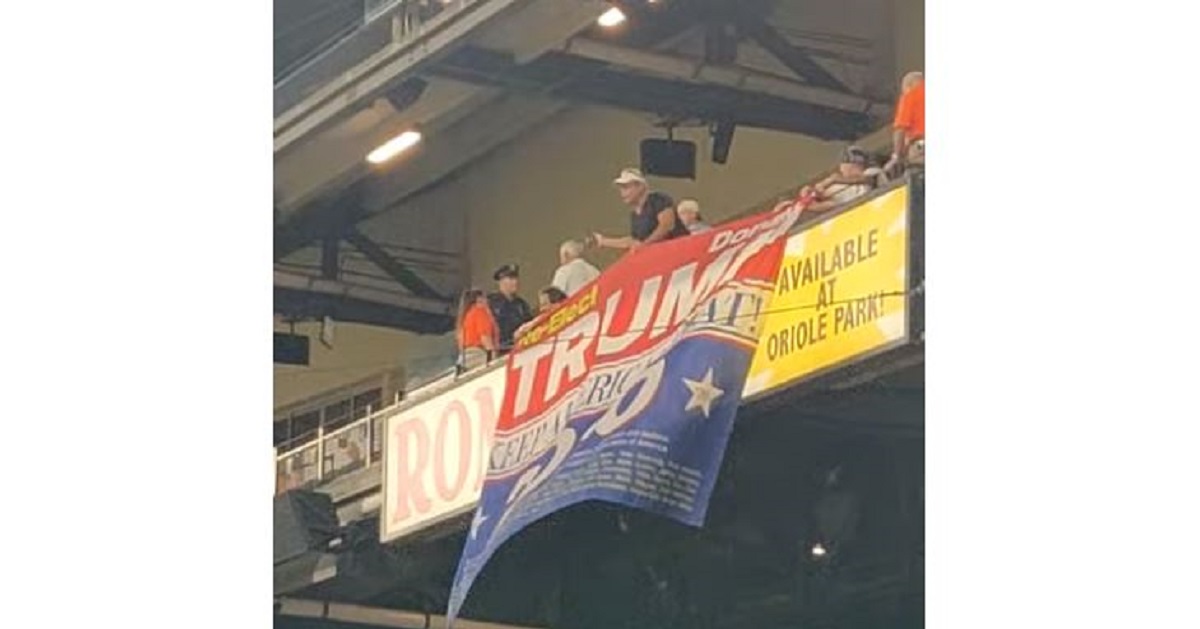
(273, 357, 504, 494)
(275, 402, 396, 492)
(275, 402, 389, 462)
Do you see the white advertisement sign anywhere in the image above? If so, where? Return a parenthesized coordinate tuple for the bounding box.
(380, 368, 506, 542)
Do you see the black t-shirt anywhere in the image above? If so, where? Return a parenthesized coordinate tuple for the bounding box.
(630, 192, 690, 243)
(487, 292, 533, 350)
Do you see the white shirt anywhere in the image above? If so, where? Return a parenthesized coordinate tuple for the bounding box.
(825, 167, 884, 205)
(552, 258, 601, 296)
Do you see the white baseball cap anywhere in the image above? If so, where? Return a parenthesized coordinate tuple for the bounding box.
(612, 168, 647, 186)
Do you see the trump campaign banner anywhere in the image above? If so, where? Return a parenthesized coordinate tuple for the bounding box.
(446, 205, 801, 622)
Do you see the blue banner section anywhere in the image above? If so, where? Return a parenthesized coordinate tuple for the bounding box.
(449, 335, 750, 619)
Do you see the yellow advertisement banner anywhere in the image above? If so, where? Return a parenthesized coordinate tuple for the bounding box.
(744, 186, 910, 397)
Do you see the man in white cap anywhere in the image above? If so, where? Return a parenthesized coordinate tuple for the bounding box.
(592, 167, 690, 253)
(552, 239, 601, 296)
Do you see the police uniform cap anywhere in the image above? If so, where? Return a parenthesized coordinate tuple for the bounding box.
(493, 264, 520, 281)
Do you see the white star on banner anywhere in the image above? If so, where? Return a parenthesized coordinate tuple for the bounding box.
(682, 368, 725, 418)
(470, 510, 489, 540)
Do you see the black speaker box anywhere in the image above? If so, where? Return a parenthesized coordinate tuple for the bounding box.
(640, 139, 696, 179)
(274, 332, 310, 366)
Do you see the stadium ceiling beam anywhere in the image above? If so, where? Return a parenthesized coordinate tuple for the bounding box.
(558, 38, 887, 116)
(273, 0, 527, 156)
(273, 285, 453, 334)
(432, 47, 872, 140)
(321, 234, 340, 280)
(274, 185, 370, 262)
(561, 71, 868, 139)
(274, 92, 567, 261)
(359, 93, 567, 213)
(736, 16, 852, 94)
(342, 228, 445, 301)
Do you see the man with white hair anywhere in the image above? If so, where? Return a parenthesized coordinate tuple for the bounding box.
(676, 198, 712, 234)
(552, 239, 601, 296)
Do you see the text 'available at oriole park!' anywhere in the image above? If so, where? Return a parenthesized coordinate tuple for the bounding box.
(743, 186, 910, 397)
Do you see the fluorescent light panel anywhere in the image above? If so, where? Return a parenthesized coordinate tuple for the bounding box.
(597, 6, 626, 28)
(366, 130, 422, 164)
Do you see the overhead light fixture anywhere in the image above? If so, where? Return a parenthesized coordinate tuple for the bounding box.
(597, 6, 627, 28)
(810, 542, 827, 558)
(366, 130, 422, 165)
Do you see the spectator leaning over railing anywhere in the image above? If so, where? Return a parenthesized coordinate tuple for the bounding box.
(552, 239, 600, 297)
(790, 146, 886, 214)
(457, 288, 497, 371)
(677, 198, 712, 234)
(487, 264, 534, 355)
(592, 167, 690, 254)
(884, 71, 924, 175)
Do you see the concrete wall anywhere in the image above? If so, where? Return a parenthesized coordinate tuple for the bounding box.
(895, 0, 925, 78)
(272, 0, 924, 411)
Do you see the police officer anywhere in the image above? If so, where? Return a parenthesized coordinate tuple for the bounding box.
(487, 264, 534, 353)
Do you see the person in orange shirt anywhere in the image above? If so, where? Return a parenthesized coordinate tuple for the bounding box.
(885, 71, 924, 174)
(457, 288, 497, 371)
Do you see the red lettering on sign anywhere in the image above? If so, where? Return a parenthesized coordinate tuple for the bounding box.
(391, 419, 431, 522)
(434, 401, 472, 501)
(383, 371, 506, 539)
